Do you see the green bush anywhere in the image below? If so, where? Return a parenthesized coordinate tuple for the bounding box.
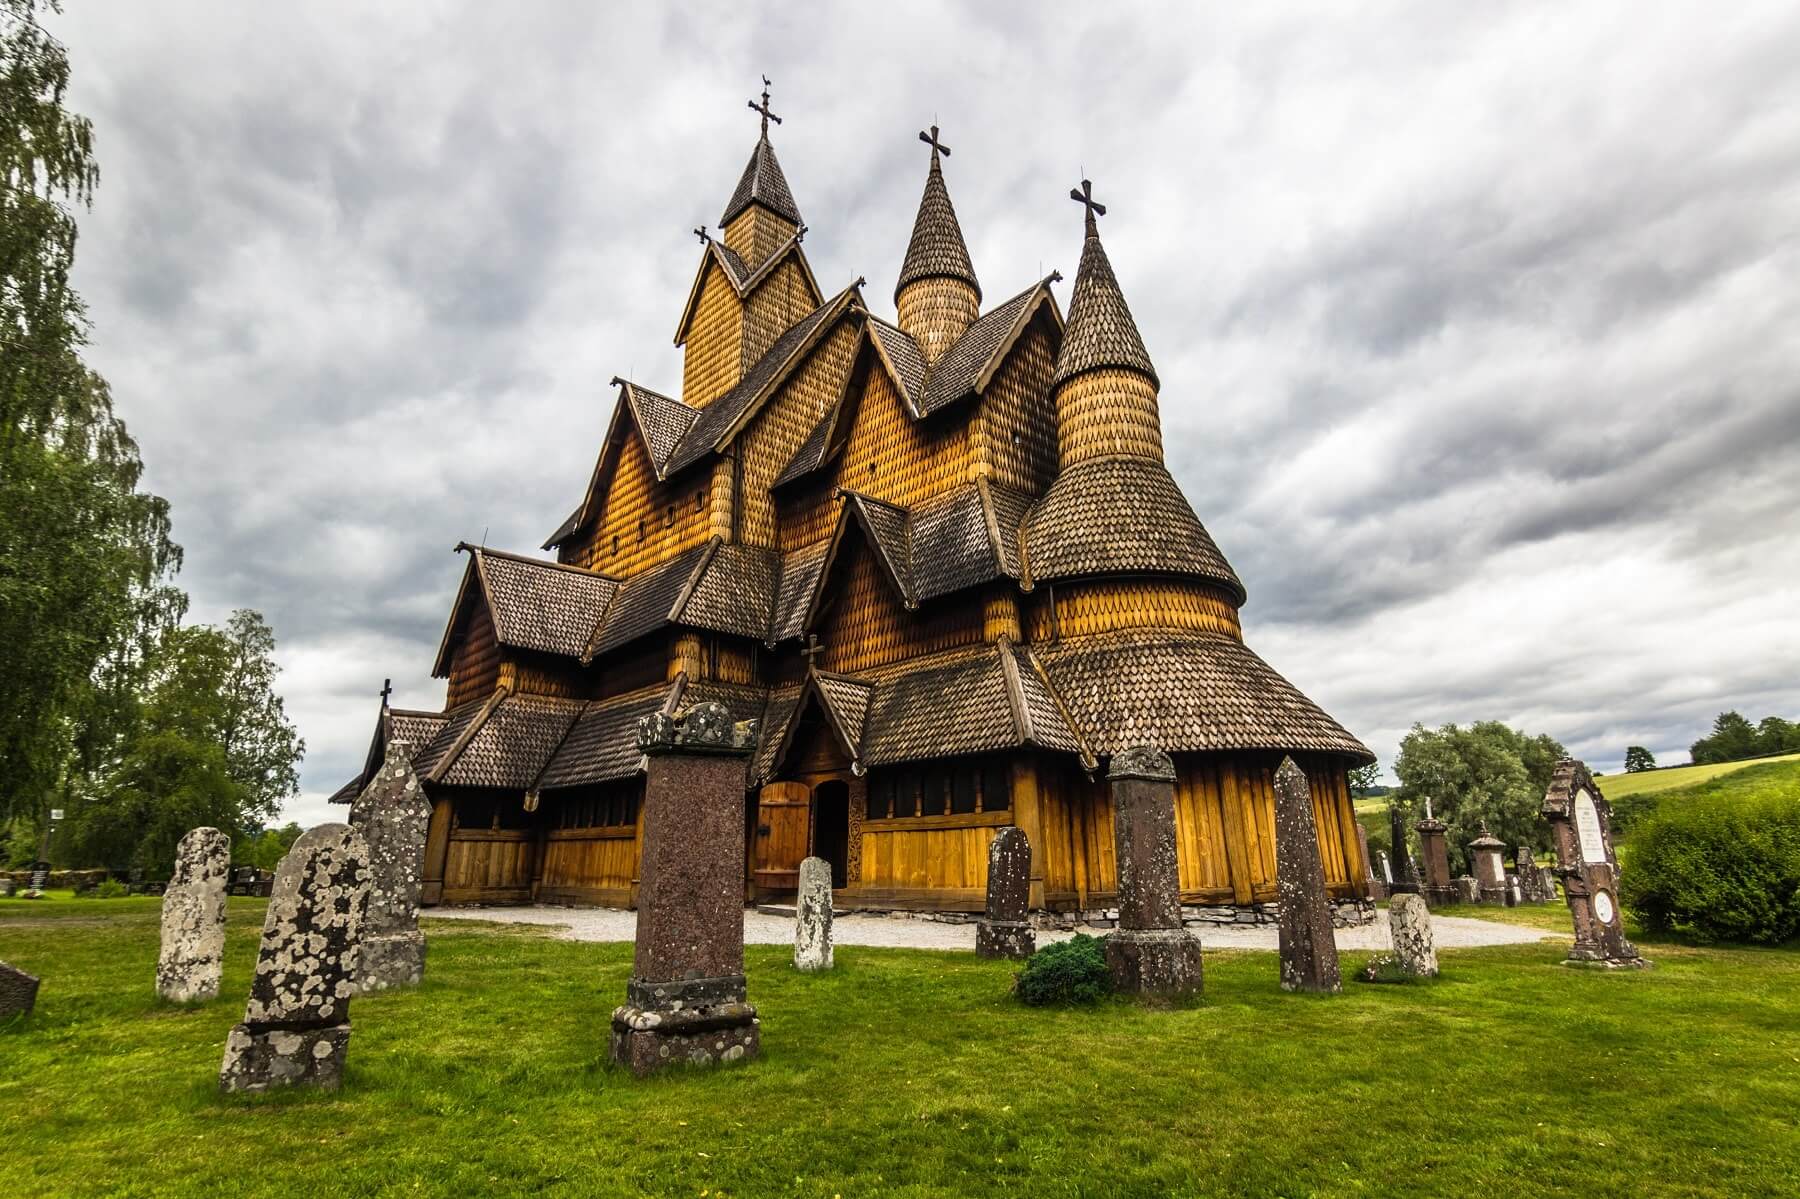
(1621, 789, 1800, 944)
(73, 878, 130, 899)
(1015, 933, 1113, 1006)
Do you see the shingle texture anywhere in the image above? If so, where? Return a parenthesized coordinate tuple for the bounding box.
(751, 687, 805, 783)
(721, 135, 802, 226)
(439, 693, 584, 789)
(845, 493, 914, 604)
(534, 681, 766, 790)
(771, 406, 838, 490)
(1024, 458, 1244, 601)
(478, 550, 619, 659)
(414, 699, 490, 779)
(622, 382, 699, 476)
(910, 484, 1011, 602)
(1034, 629, 1373, 762)
(813, 673, 873, 753)
(589, 544, 713, 656)
(868, 318, 928, 412)
(1052, 230, 1158, 388)
(389, 711, 449, 759)
(666, 290, 848, 475)
(896, 153, 979, 301)
(680, 543, 779, 640)
(920, 282, 1043, 414)
(770, 541, 831, 642)
(859, 646, 1058, 766)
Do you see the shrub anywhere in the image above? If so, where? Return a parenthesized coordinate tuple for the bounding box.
(1621, 789, 1800, 945)
(73, 878, 130, 899)
(1014, 933, 1113, 1006)
(1354, 954, 1415, 984)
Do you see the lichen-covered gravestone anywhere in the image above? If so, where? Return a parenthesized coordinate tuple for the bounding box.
(1, 960, 40, 1019)
(219, 824, 371, 1093)
(1542, 759, 1646, 968)
(975, 826, 1035, 960)
(1388, 893, 1438, 978)
(793, 855, 834, 972)
(611, 702, 761, 1076)
(1273, 757, 1341, 994)
(156, 827, 231, 1003)
(350, 740, 431, 992)
(1102, 747, 1203, 998)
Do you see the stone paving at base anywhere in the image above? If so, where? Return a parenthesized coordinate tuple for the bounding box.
(426, 905, 1556, 952)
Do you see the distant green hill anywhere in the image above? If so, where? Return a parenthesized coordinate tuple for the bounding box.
(1596, 753, 1800, 801)
(1608, 756, 1800, 839)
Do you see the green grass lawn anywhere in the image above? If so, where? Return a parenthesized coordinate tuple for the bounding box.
(1595, 753, 1800, 800)
(3, 897, 1798, 1198)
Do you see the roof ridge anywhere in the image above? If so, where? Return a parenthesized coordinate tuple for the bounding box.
(1018, 642, 1096, 768)
(457, 541, 621, 582)
(426, 685, 510, 783)
(994, 635, 1035, 747)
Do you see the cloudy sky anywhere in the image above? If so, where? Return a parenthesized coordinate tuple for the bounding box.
(52, 2, 1800, 826)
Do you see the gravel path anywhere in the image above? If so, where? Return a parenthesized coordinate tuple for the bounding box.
(425, 905, 1556, 951)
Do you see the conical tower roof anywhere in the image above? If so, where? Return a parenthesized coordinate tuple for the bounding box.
(1052, 185, 1158, 388)
(721, 134, 802, 227)
(896, 132, 979, 303)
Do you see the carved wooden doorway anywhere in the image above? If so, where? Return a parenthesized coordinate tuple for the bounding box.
(752, 781, 810, 895)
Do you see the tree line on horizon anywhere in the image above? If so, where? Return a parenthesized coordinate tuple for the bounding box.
(1, 0, 302, 874)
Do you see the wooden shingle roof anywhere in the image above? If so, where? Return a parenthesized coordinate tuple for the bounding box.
(432, 547, 620, 676)
(1052, 224, 1157, 389)
(896, 148, 979, 302)
(721, 134, 802, 226)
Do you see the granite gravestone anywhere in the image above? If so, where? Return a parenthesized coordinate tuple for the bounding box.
(1273, 757, 1341, 994)
(1102, 747, 1203, 999)
(156, 827, 231, 1003)
(1, 960, 40, 1019)
(611, 703, 761, 1076)
(794, 855, 834, 972)
(975, 826, 1035, 960)
(1542, 759, 1646, 968)
(350, 740, 431, 992)
(1415, 810, 1454, 908)
(1387, 893, 1438, 978)
(1386, 807, 1418, 894)
(219, 824, 371, 1093)
(1455, 876, 1481, 904)
(1468, 826, 1509, 905)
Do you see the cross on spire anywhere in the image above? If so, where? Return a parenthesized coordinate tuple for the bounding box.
(693, 224, 709, 244)
(1070, 178, 1106, 236)
(801, 634, 825, 671)
(380, 677, 393, 705)
(919, 124, 951, 161)
(748, 75, 781, 137)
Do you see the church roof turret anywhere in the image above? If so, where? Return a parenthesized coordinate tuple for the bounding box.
(721, 78, 802, 226)
(896, 125, 979, 303)
(1051, 179, 1157, 389)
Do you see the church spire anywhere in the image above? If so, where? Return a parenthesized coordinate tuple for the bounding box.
(1051, 179, 1165, 468)
(895, 124, 981, 366)
(720, 76, 802, 230)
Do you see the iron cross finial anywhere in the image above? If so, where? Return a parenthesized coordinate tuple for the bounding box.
(801, 634, 824, 671)
(748, 75, 781, 136)
(380, 677, 393, 705)
(1070, 178, 1106, 235)
(693, 225, 709, 244)
(919, 124, 951, 160)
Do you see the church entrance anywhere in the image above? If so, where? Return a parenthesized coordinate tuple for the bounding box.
(752, 781, 810, 895)
(812, 779, 850, 888)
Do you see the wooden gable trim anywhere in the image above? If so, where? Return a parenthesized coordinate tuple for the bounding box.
(765, 672, 862, 780)
(425, 685, 511, 784)
(673, 236, 823, 347)
(973, 278, 1065, 396)
(1020, 643, 1097, 769)
(862, 318, 924, 418)
(994, 635, 1035, 747)
(838, 490, 916, 609)
(431, 550, 495, 678)
(667, 536, 724, 624)
(706, 283, 866, 453)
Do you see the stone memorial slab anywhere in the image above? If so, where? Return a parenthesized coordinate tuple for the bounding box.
(157, 827, 231, 1003)
(1542, 759, 1646, 968)
(219, 824, 371, 1093)
(794, 855, 834, 972)
(1386, 808, 1418, 894)
(975, 826, 1035, 960)
(611, 703, 761, 1076)
(1102, 747, 1203, 999)
(1415, 816, 1454, 908)
(1387, 893, 1438, 978)
(1467, 826, 1509, 904)
(1, 959, 40, 1019)
(350, 740, 431, 992)
(1273, 757, 1341, 994)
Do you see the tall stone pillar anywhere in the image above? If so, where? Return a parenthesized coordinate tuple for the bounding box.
(975, 826, 1035, 960)
(1102, 747, 1203, 999)
(157, 827, 231, 1003)
(1541, 759, 1646, 968)
(1386, 804, 1418, 894)
(1415, 817, 1454, 908)
(351, 740, 431, 992)
(610, 702, 761, 1076)
(1273, 757, 1341, 994)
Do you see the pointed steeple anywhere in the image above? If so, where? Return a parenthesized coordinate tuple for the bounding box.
(1051, 180, 1165, 468)
(721, 77, 802, 228)
(1052, 179, 1157, 389)
(896, 126, 979, 302)
(894, 125, 981, 366)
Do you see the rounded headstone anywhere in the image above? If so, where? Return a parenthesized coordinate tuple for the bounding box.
(157, 827, 231, 1003)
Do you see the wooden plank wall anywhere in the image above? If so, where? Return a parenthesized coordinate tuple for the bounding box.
(441, 830, 533, 902)
(536, 828, 638, 906)
(564, 432, 712, 577)
(445, 601, 499, 709)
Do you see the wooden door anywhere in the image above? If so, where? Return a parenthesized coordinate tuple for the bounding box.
(812, 780, 850, 889)
(753, 782, 810, 893)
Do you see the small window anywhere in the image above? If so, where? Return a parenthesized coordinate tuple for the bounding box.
(695, 490, 707, 512)
(611, 536, 619, 555)
(981, 759, 1011, 813)
(637, 518, 646, 543)
(920, 766, 948, 817)
(665, 505, 675, 528)
(868, 775, 891, 820)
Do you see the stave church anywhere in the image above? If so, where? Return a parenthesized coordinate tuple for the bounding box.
(330, 84, 1375, 922)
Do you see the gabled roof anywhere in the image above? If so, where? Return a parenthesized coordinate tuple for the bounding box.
(662, 282, 865, 477)
(896, 147, 979, 302)
(721, 134, 802, 226)
(585, 542, 717, 658)
(432, 546, 620, 676)
(866, 316, 929, 412)
(532, 679, 767, 791)
(910, 481, 1026, 602)
(673, 233, 822, 347)
(1022, 458, 1245, 602)
(770, 540, 831, 643)
(918, 275, 1060, 414)
(436, 692, 585, 789)
(1033, 629, 1374, 763)
(840, 491, 915, 607)
(754, 670, 875, 782)
(855, 642, 1085, 768)
(542, 379, 702, 550)
(1052, 221, 1157, 388)
(327, 702, 448, 804)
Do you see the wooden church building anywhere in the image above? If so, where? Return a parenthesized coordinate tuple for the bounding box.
(332, 87, 1375, 921)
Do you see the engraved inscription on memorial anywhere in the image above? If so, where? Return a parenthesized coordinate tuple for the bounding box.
(1575, 790, 1606, 865)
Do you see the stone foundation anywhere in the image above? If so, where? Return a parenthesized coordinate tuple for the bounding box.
(356, 931, 426, 993)
(1104, 927, 1204, 998)
(218, 1022, 351, 1093)
(609, 1002, 761, 1076)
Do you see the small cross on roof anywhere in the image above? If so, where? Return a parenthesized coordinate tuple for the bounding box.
(919, 124, 951, 159)
(748, 75, 781, 136)
(1070, 178, 1106, 235)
